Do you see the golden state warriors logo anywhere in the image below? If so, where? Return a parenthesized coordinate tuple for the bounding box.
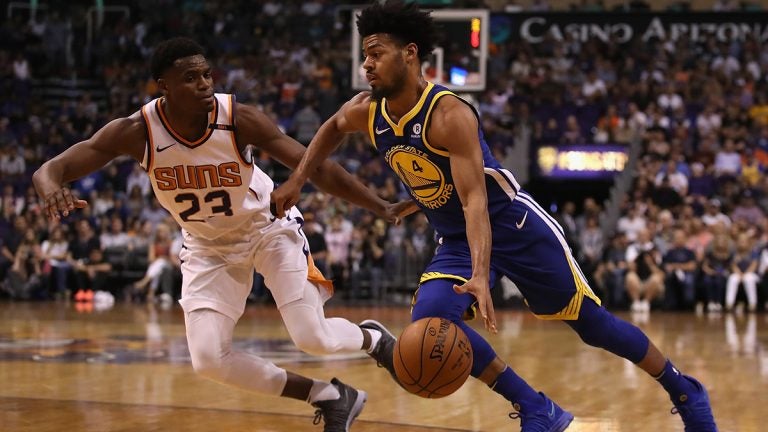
(386, 145, 453, 209)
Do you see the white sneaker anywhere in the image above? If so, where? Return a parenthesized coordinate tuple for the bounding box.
(641, 300, 651, 312)
(631, 301, 641, 312)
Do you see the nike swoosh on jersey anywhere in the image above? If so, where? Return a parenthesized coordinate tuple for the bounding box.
(515, 211, 528, 229)
(156, 143, 175, 152)
(375, 126, 391, 135)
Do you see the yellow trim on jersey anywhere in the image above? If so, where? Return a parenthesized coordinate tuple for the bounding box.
(531, 254, 601, 321)
(422, 90, 454, 157)
(367, 101, 378, 149)
(419, 271, 467, 285)
(411, 275, 478, 321)
(381, 82, 435, 136)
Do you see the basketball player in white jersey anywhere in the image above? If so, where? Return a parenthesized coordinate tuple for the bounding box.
(33, 37, 411, 432)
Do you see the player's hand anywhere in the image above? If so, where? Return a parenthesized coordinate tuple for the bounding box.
(384, 200, 420, 225)
(270, 176, 304, 218)
(453, 277, 497, 334)
(41, 187, 88, 221)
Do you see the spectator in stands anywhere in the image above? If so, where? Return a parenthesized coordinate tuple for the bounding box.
(593, 232, 629, 308)
(732, 190, 766, 228)
(139, 196, 170, 227)
(657, 83, 684, 113)
(578, 215, 604, 284)
(291, 101, 322, 146)
(3, 228, 43, 299)
(651, 175, 684, 210)
(561, 115, 585, 145)
(726, 233, 759, 313)
(701, 234, 733, 312)
(325, 213, 352, 294)
(655, 160, 688, 196)
(132, 223, 173, 303)
(741, 150, 764, 188)
(662, 229, 697, 310)
(617, 204, 647, 242)
(0, 144, 25, 181)
(302, 212, 328, 275)
(40, 226, 71, 299)
(625, 229, 664, 312)
(696, 105, 722, 138)
(352, 219, 387, 300)
(100, 216, 131, 251)
(0, 184, 24, 217)
(701, 199, 732, 228)
(126, 163, 151, 198)
(688, 162, 717, 200)
(73, 247, 112, 300)
(714, 138, 742, 181)
(582, 69, 607, 101)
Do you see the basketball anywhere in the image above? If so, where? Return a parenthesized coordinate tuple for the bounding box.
(393, 317, 473, 398)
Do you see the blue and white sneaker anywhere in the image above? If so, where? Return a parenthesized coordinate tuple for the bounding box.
(670, 375, 718, 432)
(508, 392, 574, 432)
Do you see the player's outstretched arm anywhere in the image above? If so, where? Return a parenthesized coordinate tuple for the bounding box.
(33, 114, 146, 220)
(428, 96, 497, 333)
(269, 93, 372, 216)
(236, 101, 400, 222)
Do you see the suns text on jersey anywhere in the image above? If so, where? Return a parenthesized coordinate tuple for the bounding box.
(153, 162, 243, 191)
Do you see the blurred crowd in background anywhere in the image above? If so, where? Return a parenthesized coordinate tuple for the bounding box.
(2, 0, 768, 315)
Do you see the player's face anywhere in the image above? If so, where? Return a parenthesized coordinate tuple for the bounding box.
(362, 34, 410, 101)
(159, 55, 215, 113)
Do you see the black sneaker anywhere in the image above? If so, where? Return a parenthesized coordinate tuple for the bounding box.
(312, 378, 367, 432)
(359, 319, 402, 386)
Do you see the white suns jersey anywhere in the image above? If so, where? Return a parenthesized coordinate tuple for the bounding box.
(140, 93, 273, 240)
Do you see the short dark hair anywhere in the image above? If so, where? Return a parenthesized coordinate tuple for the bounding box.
(150, 37, 205, 80)
(356, 0, 437, 63)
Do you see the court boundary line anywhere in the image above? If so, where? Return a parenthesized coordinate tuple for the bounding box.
(0, 395, 474, 431)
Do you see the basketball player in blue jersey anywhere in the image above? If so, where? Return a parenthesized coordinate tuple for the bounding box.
(33, 37, 412, 432)
(270, 2, 717, 431)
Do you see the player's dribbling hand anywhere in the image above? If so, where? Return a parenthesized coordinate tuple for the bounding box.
(453, 277, 498, 334)
(384, 200, 420, 225)
(41, 187, 88, 220)
(270, 177, 303, 218)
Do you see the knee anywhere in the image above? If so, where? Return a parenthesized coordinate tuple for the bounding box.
(625, 272, 640, 288)
(570, 306, 614, 348)
(189, 344, 229, 380)
(292, 329, 338, 356)
(412, 297, 464, 322)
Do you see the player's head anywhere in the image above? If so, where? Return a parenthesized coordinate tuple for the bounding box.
(150, 37, 214, 112)
(357, 0, 437, 100)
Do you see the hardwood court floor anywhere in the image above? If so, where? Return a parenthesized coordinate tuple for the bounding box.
(0, 301, 764, 432)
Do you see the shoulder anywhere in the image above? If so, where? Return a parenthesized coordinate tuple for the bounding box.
(430, 94, 476, 124)
(233, 102, 277, 138)
(95, 111, 146, 151)
(121, 111, 147, 137)
(343, 92, 373, 115)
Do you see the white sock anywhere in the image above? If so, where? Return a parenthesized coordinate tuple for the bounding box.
(365, 329, 382, 354)
(308, 379, 341, 404)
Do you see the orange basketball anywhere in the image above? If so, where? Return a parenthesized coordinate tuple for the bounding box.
(393, 317, 473, 398)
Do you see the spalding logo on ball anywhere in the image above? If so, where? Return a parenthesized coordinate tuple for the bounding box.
(393, 317, 473, 398)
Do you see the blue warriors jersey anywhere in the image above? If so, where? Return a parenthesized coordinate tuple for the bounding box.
(367, 82, 521, 239)
(369, 82, 601, 321)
